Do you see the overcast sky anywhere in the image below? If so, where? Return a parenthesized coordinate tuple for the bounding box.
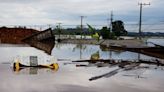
(0, 0, 164, 31)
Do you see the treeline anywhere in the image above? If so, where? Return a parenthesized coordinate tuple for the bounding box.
(53, 20, 127, 39)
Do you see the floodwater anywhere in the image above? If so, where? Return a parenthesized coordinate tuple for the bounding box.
(0, 38, 164, 92)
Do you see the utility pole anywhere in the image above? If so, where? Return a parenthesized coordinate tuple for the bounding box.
(107, 18, 110, 28)
(39, 26, 42, 31)
(110, 11, 113, 31)
(107, 11, 113, 59)
(57, 23, 62, 28)
(138, 3, 150, 40)
(80, 16, 86, 39)
(107, 11, 113, 30)
(107, 11, 114, 30)
(109, 11, 113, 59)
(48, 24, 51, 29)
(57, 23, 62, 42)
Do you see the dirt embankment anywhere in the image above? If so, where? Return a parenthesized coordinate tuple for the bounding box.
(0, 27, 39, 44)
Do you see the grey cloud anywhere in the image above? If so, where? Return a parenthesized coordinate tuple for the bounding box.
(0, 0, 164, 31)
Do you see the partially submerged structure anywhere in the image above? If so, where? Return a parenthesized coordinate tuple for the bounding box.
(13, 55, 59, 72)
(0, 27, 39, 44)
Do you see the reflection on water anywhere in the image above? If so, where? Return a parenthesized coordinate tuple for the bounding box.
(52, 43, 149, 60)
(13, 67, 58, 75)
(22, 40, 161, 61)
(100, 45, 124, 53)
(25, 41, 55, 55)
(0, 39, 164, 92)
(90, 51, 100, 60)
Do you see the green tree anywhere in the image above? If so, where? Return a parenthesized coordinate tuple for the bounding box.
(100, 26, 110, 39)
(112, 20, 127, 37)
